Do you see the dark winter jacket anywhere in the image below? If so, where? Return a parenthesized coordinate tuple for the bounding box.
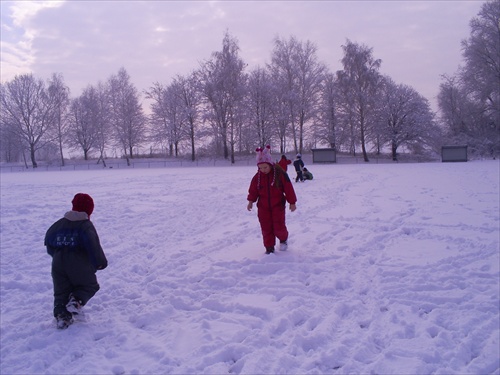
(303, 170, 313, 180)
(247, 166, 297, 210)
(293, 158, 304, 172)
(45, 211, 108, 271)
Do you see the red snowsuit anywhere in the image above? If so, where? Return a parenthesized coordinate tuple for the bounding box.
(247, 166, 297, 248)
(277, 157, 291, 172)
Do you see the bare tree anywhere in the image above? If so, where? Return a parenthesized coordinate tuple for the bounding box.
(200, 31, 247, 163)
(268, 37, 298, 153)
(294, 39, 326, 153)
(146, 82, 170, 156)
(164, 82, 184, 157)
(94, 82, 112, 167)
(174, 73, 202, 161)
(0, 120, 24, 162)
(438, 74, 490, 154)
(438, 0, 499, 157)
(47, 73, 70, 166)
(67, 85, 103, 160)
(244, 67, 275, 148)
(147, 78, 191, 158)
(268, 36, 325, 154)
(337, 40, 382, 162)
(271, 89, 292, 155)
(461, 0, 500, 126)
(0, 74, 58, 167)
(316, 73, 342, 150)
(438, 75, 473, 137)
(108, 67, 147, 164)
(378, 77, 437, 160)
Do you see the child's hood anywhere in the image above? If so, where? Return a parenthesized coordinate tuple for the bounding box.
(64, 210, 90, 221)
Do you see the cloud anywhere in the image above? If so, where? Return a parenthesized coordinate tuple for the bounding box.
(0, 0, 484, 111)
(0, 0, 64, 78)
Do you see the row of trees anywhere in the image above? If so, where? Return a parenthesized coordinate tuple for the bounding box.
(437, 0, 499, 158)
(1, 0, 498, 167)
(0, 69, 147, 167)
(0, 36, 437, 167)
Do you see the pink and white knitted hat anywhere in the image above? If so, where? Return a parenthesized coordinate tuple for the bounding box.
(256, 145, 273, 166)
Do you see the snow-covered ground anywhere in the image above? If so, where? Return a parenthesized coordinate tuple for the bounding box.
(1, 160, 499, 375)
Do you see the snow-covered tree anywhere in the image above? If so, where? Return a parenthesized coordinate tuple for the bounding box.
(268, 36, 325, 154)
(337, 40, 382, 162)
(0, 74, 58, 167)
(146, 82, 171, 155)
(94, 82, 112, 167)
(438, 0, 500, 157)
(67, 84, 109, 160)
(0, 120, 24, 163)
(47, 73, 70, 166)
(244, 67, 276, 149)
(147, 74, 200, 159)
(172, 73, 202, 161)
(378, 77, 437, 160)
(461, 0, 500, 127)
(315, 73, 342, 150)
(107, 68, 147, 163)
(199, 31, 247, 163)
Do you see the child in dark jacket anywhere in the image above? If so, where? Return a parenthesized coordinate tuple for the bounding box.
(303, 167, 313, 180)
(293, 154, 305, 182)
(45, 193, 107, 329)
(247, 146, 297, 254)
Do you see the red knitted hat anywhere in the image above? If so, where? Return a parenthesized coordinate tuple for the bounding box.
(72, 193, 94, 217)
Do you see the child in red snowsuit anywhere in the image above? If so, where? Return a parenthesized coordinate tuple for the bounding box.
(247, 145, 297, 254)
(277, 154, 292, 172)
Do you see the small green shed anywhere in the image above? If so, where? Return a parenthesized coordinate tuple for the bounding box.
(441, 145, 468, 162)
(311, 148, 336, 163)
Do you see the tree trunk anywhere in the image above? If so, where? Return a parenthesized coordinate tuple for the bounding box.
(190, 121, 196, 161)
(360, 124, 369, 162)
(59, 140, 65, 166)
(392, 141, 398, 161)
(30, 145, 38, 168)
(22, 150, 29, 169)
(97, 154, 107, 168)
(360, 112, 369, 162)
(223, 136, 229, 160)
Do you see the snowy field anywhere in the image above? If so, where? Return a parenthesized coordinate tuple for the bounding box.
(0, 160, 499, 375)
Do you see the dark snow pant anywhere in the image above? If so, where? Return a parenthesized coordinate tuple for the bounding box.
(258, 204, 288, 248)
(295, 170, 303, 182)
(51, 249, 100, 317)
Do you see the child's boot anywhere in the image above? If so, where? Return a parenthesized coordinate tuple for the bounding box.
(66, 294, 83, 315)
(56, 311, 73, 329)
(279, 240, 288, 251)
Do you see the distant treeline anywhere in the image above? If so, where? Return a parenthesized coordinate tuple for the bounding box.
(1, 1, 498, 168)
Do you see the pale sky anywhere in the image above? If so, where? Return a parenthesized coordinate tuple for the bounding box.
(0, 0, 484, 111)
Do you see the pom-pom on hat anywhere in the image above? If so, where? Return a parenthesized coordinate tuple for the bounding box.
(256, 145, 274, 166)
(72, 193, 94, 217)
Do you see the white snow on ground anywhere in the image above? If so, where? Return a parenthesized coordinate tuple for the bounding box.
(0, 160, 499, 375)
